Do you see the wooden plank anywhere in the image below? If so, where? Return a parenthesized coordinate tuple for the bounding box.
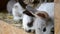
(54, 0, 60, 3)
(0, 20, 34, 34)
(55, 0, 60, 34)
(0, 0, 8, 10)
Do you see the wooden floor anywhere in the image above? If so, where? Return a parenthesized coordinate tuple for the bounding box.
(0, 20, 34, 34)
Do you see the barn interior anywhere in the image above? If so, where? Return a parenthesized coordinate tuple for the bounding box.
(0, 0, 54, 34)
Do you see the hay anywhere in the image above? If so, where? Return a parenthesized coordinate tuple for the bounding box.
(0, 10, 22, 29)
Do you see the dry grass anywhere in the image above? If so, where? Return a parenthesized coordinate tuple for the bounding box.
(0, 10, 22, 29)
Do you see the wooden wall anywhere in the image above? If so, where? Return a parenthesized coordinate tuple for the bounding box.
(0, 0, 54, 10)
(0, 0, 9, 10)
(55, 0, 60, 34)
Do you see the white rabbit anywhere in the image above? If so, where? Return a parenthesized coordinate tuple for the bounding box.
(7, 0, 16, 14)
(23, 2, 54, 34)
(12, 2, 25, 22)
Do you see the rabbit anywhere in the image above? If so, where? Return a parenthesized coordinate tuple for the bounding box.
(23, 2, 54, 34)
(12, 2, 25, 22)
(7, 0, 16, 14)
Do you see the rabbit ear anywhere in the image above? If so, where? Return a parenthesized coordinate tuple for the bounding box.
(26, 5, 38, 14)
(26, 5, 49, 19)
(35, 11, 49, 19)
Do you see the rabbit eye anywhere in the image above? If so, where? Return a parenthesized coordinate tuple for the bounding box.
(15, 6, 18, 8)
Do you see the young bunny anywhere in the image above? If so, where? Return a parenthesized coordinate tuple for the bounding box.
(12, 2, 25, 22)
(7, 0, 16, 14)
(23, 3, 54, 34)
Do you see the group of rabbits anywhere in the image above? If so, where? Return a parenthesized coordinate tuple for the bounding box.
(7, 0, 54, 34)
